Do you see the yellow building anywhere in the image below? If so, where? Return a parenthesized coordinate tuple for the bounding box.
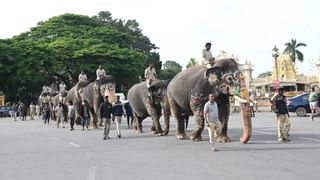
(272, 54, 297, 80)
(252, 53, 315, 97)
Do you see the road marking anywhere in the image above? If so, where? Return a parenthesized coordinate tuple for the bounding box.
(253, 130, 274, 135)
(69, 142, 81, 147)
(300, 137, 320, 143)
(86, 167, 96, 180)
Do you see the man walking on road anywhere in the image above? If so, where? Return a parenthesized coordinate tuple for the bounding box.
(112, 96, 126, 138)
(271, 87, 291, 142)
(309, 86, 318, 118)
(310, 88, 320, 121)
(204, 94, 221, 151)
(100, 96, 113, 140)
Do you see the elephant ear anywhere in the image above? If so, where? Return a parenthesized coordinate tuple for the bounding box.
(204, 67, 221, 84)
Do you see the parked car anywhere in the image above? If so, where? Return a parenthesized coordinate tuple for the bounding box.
(287, 93, 311, 117)
(0, 106, 11, 117)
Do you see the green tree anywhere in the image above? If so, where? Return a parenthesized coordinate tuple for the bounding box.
(186, 57, 198, 68)
(0, 11, 160, 103)
(257, 71, 272, 78)
(284, 39, 307, 63)
(159, 60, 182, 80)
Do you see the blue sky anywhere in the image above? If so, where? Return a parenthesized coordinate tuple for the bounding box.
(1, 0, 319, 77)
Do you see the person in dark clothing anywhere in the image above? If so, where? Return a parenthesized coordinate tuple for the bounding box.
(100, 96, 113, 140)
(112, 96, 126, 138)
(310, 90, 320, 121)
(271, 87, 291, 142)
(124, 102, 133, 128)
(43, 103, 50, 125)
(79, 101, 90, 131)
(68, 101, 76, 131)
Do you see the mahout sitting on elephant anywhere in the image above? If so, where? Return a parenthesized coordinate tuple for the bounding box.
(67, 75, 116, 128)
(127, 79, 170, 136)
(167, 58, 251, 143)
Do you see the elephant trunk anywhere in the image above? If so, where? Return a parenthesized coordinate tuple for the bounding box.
(161, 94, 170, 135)
(235, 74, 252, 143)
(239, 102, 252, 143)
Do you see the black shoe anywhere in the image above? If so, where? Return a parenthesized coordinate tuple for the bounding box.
(103, 136, 106, 140)
(117, 134, 121, 138)
(283, 138, 291, 142)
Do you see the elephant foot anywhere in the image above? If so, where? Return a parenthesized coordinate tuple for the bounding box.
(190, 135, 202, 141)
(176, 133, 187, 140)
(216, 135, 231, 143)
(136, 129, 143, 133)
(161, 130, 169, 136)
(152, 130, 163, 135)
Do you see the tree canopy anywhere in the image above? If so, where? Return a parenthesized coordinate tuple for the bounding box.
(158, 60, 182, 80)
(0, 11, 160, 103)
(186, 57, 198, 68)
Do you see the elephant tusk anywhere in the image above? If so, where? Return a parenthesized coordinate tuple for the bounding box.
(233, 95, 248, 103)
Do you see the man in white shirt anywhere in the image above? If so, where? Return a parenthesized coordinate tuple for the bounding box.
(144, 63, 157, 89)
(204, 93, 221, 151)
(96, 65, 106, 80)
(202, 42, 215, 68)
(78, 70, 88, 82)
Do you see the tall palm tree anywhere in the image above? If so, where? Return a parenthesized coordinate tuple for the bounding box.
(284, 39, 307, 64)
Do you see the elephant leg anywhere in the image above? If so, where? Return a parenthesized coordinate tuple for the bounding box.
(146, 104, 163, 135)
(170, 100, 186, 140)
(150, 120, 156, 133)
(150, 116, 163, 135)
(161, 99, 170, 135)
(133, 113, 143, 133)
(89, 110, 97, 129)
(216, 103, 231, 143)
(190, 109, 204, 141)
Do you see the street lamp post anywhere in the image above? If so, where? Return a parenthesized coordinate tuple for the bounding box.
(272, 45, 279, 81)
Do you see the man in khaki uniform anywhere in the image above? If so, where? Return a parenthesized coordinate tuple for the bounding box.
(271, 87, 291, 142)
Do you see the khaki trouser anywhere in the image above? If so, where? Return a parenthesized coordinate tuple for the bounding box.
(56, 116, 65, 128)
(277, 114, 291, 139)
(207, 121, 222, 149)
(115, 116, 122, 136)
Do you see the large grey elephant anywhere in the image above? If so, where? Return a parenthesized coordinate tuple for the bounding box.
(67, 75, 116, 128)
(167, 58, 252, 143)
(127, 80, 170, 135)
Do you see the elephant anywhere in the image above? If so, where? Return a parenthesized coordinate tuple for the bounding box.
(127, 79, 170, 135)
(67, 75, 116, 128)
(167, 58, 251, 143)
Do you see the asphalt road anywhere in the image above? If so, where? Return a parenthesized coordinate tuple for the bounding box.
(1, 112, 320, 180)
